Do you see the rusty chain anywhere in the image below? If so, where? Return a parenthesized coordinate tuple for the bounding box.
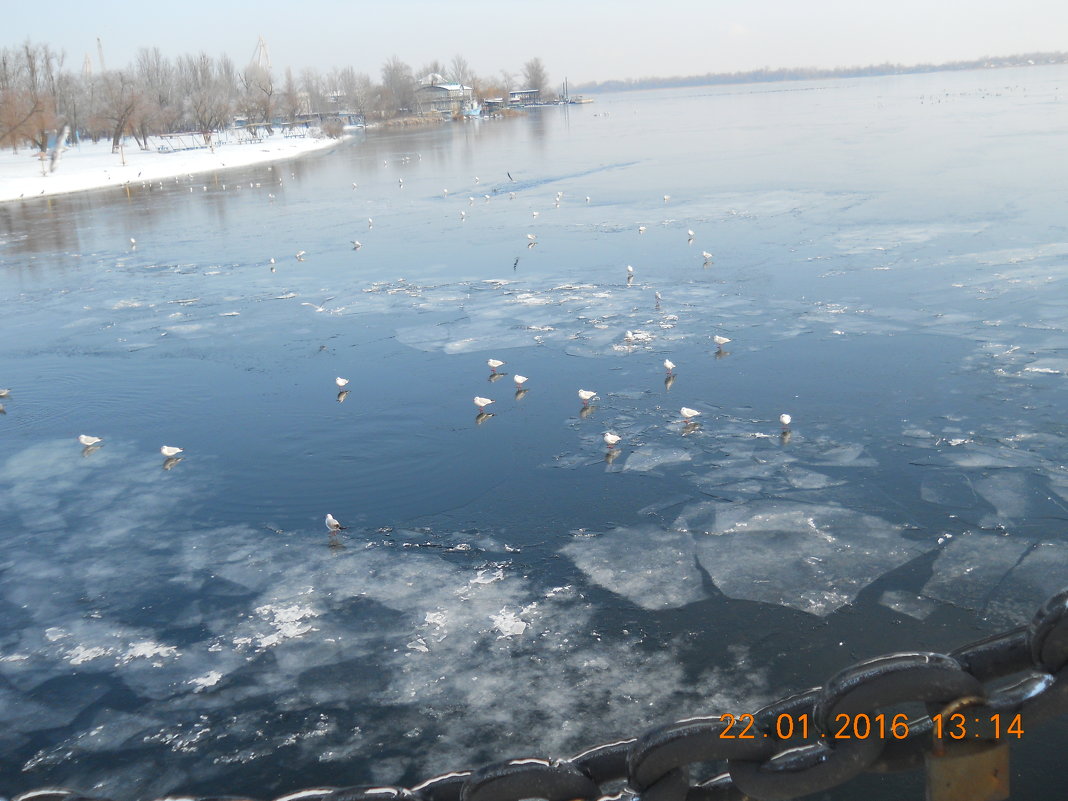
(13, 587, 1068, 801)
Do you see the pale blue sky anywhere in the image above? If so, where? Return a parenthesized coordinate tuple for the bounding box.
(8, 0, 1068, 85)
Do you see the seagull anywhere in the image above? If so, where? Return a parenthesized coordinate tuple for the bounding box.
(687, 229, 695, 240)
(487, 359, 506, 373)
(443, 188, 449, 197)
(474, 176, 480, 184)
(638, 225, 646, 234)
(627, 265, 634, 276)
(351, 240, 362, 250)
(702, 251, 713, 263)
(160, 445, 183, 457)
(603, 431, 621, 449)
(78, 435, 102, 446)
(680, 407, 701, 421)
(325, 513, 346, 533)
(713, 335, 731, 348)
(129, 237, 137, 247)
(532, 211, 539, 219)
(0, 389, 10, 398)
(663, 194, 671, 203)
(578, 389, 597, 406)
(398, 178, 404, 187)
(368, 217, 374, 228)
(474, 396, 494, 411)
(336, 377, 350, 388)
(526, 233, 537, 241)
(513, 374, 528, 387)
(295, 250, 306, 262)
(780, 413, 792, 429)
(352, 182, 358, 189)
(664, 359, 675, 374)
(585, 196, 591, 204)
(460, 210, 466, 221)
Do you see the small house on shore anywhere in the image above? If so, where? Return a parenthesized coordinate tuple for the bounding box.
(417, 74, 475, 116)
(508, 89, 541, 107)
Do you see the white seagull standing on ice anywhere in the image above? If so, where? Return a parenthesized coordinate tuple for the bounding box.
(578, 389, 597, 406)
(713, 335, 731, 348)
(336, 377, 350, 388)
(0, 389, 10, 398)
(474, 396, 494, 411)
(603, 431, 621, 449)
(780, 413, 792, 430)
(680, 407, 701, 421)
(526, 233, 537, 242)
(78, 435, 102, 446)
(161, 445, 183, 457)
(351, 240, 362, 250)
(638, 225, 646, 234)
(325, 514, 345, 533)
(513, 374, 528, 387)
(664, 359, 676, 374)
(701, 251, 713, 263)
(487, 358, 505, 373)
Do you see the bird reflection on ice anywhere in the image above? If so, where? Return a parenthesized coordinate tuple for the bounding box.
(475, 411, 494, 425)
(162, 456, 183, 470)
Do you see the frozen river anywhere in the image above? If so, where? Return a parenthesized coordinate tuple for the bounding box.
(1, 66, 1067, 799)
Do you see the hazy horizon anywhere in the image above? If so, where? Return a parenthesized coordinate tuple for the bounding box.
(8, 0, 1068, 86)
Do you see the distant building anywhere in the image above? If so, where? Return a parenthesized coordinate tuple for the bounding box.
(416, 74, 475, 116)
(508, 89, 540, 107)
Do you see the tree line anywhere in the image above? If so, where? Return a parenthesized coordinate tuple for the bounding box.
(0, 41, 552, 155)
(572, 51, 1068, 94)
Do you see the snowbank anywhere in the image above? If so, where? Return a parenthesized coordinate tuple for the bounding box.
(0, 130, 350, 202)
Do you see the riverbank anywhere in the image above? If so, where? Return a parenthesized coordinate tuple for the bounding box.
(0, 130, 349, 203)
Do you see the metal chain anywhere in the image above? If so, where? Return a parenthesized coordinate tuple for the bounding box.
(14, 588, 1068, 801)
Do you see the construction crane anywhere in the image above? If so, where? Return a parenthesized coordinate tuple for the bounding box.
(96, 36, 107, 72)
(250, 36, 271, 71)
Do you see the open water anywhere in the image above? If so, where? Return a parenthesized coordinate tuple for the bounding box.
(1, 65, 1067, 799)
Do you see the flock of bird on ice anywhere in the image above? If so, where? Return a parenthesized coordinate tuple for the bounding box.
(2, 181, 796, 547)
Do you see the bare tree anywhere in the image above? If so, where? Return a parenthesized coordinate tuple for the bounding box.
(279, 67, 302, 121)
(92, 69, 142, 153)
(301, 68, 326, 116)
(179, 53, 232, 148)
(522, 57, 549, 98)
(241, 59, 275, 133)
(449, 54, 473, 88)
(335, 66, 372, 113)
(379, 56, 415, 116)
(0, 42, 63, 152)
(419, 59, 446, 83)
(134, 48, 177, 144)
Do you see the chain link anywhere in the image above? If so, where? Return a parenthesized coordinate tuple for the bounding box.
(14, 588, 1068, 801)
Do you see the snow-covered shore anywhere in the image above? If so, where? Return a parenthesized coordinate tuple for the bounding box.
(0, 130, 350, 202)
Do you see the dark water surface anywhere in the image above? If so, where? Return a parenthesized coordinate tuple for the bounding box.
(1, 66, 1067, 799)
